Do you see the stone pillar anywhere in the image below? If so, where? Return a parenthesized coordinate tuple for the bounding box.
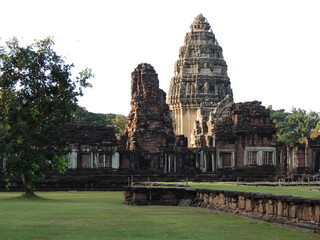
(112, 152, 120, 169)
(212, 152, 216, 172)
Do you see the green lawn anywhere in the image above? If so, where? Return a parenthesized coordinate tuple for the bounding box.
(0, 191, 319, 240)
(184, 182, 320, 199)
(158, 182, 320, 199)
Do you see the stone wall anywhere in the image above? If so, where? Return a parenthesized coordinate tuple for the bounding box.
(215, 101, 277, 168)
(64, 124, 118, 169)
(308, 132, 320, 173)
(125, 187, 320, 232)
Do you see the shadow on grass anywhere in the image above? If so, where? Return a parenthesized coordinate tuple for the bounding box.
(0, 193, 60, 202)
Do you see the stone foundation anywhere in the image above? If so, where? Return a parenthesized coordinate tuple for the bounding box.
(124, 187, 320, 232)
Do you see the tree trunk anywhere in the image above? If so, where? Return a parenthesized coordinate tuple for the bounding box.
(21, 173, 35, 197)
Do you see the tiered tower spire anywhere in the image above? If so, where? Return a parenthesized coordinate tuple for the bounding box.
(168, 14, 233, 146)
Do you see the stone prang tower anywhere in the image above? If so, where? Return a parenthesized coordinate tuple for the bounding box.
(168, 14, 233, 147)
(123, 63, 175, 153)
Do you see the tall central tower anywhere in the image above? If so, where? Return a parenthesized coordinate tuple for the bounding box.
(168, 14, 233, 146)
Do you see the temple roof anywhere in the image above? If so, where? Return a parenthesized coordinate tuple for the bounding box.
(190, 13, 211, 31)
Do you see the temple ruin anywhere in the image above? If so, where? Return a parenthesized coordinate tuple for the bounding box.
(122, 63, 175, 153)
(168, 13, 233, 147)
(33, 15, 320, 178)
(1, 14, 320, 191)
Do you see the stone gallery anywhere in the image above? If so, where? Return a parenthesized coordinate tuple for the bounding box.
(1, 14, 319, 187)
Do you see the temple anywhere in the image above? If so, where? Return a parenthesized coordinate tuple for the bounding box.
(168, 14, 233, 147)
(1, 14, 320, 191)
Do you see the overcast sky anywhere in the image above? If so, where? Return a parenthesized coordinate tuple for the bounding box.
(1, 0, 320, 115)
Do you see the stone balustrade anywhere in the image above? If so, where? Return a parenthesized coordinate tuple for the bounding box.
(124, 187, 320, 232)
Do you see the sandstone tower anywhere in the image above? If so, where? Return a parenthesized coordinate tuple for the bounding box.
(168, 14, 233, 147)
(123, 63, 175, 153)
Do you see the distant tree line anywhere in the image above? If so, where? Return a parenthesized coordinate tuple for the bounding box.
(268, 106, 320, 144)
(71, 105, 127, 135)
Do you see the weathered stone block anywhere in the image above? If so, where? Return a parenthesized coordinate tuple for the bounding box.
(134, 193, 148, 201)
(258, 200, 266, 214)
(203, 193, 209, 203)
(245, 199, 253, 212)
(265, 203, 274, 215)
(231, 203, 238, 210)
(308, 206, 314, 222)
(214, 195, 219, 204)
(284, 203, 290, 217)
(218, 193, 226, 205)
(209, 193, 214, 203)
(314, 205, 320, 222)
(289, 204, 297, 218)
(301, 206, 310, 221)
(277, 201, 283, 216)
(238, 196, 246, 210)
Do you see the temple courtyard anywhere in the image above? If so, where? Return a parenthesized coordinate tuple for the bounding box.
(0, 189, 319, 240)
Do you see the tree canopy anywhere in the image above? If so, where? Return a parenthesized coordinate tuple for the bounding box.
(268, 106, 320, 144)
(0, 37, 93, 196)
(72, 105, 127, 135)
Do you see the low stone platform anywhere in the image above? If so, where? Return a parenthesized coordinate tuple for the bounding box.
(0, 169, 188, 191)
(124, 187, 320, 233)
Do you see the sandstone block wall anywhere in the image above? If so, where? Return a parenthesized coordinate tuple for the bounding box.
(125, 187, 320, 232)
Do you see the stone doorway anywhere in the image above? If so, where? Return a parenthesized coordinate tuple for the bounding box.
(221, 152, 232, 168)
(217, 150, 235, 169)
(80, 153, 90, 168)
(311, 149, 320, 173)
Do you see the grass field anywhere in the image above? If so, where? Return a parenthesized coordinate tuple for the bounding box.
(0, 191, 319, 240)
(160, 182, 320, 199)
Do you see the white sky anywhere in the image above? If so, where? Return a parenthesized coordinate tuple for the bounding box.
(1, 0, 320, 115)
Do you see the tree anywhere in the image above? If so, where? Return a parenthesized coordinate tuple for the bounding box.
(112, 114, 127, 135)
(269, 106, 320, 144)
(71, 105, 127, 135)
(0, 37, 93, 197)
(313, 121, 320, 133)
(72, 105, 111, 125)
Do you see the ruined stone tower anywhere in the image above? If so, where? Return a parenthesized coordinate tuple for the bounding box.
(123, 63, 175, 153)
(168, 14, 233, 147)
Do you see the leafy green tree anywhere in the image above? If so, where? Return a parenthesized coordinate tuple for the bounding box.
(72, 105, 112, 125)
(72, 105, 127, 135)
(112, 114, 127, 135)
(0, 37, 93, 197)
(288, 108, 320, 141)
(269, 106, 320, 144)
(313, 122, 320, 133)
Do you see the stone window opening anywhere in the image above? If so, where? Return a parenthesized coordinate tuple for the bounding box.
(217, 150, 235, 169)
(262, 151, 273, 165)
(244, 147, 276, 166)
(67, 150, 78, 169)
(247, 151, 257, 165)
(164, 154, 176, 173)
